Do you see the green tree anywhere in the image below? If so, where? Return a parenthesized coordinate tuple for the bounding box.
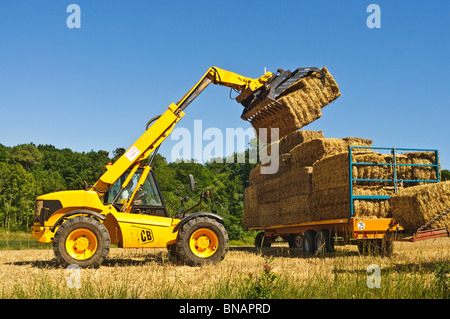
(0, 162, 38, 230)
(112, 148, 126, 162)
(8, 144, 43, 169)
(0, 144, 7, 162)
(441, 169, 450, 181)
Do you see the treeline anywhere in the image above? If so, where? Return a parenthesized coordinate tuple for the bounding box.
(0, 143, 257, 240)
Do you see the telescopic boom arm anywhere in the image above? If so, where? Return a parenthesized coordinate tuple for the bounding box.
(92, 67, 273, 195)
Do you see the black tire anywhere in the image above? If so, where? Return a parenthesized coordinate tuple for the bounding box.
(53, 216, 110, 268)
(176, 217, 229, 266)
(288, 233, 303, 248)
(315, 229, 335, 256)
(302, 230, 316, 255)
(167, 243, 179, 262)
(254, 232, 271, 248)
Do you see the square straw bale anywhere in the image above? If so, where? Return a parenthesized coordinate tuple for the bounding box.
(248, 153, 292, 186)
(290, 138, 349, 167)
(279, 166, 313, 199)
(280, 195, 311, 225)
(242, 186, 260, 228)
(312, 151, 389, 192)
(311, 186, 394, 220)
(383, 152, 439, 186)
(252, 67, 340, 140)
(260, 130, 325, 156)
(258, 202, 282, 228)
(343, 137, 373, 148)
(257, 177, 280, 204)
(390, 181, 450, 232)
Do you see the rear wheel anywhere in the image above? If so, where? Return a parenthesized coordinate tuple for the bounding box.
(315, 229, 335, 255)
(176, 217, 229, 266)
(255, 232, 271, 248)
(53, 216, 110, 268)
(288, 233, 303, 248)
(302, 230, 316, 255)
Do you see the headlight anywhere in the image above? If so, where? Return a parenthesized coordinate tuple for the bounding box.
(34, 200, 43, 223)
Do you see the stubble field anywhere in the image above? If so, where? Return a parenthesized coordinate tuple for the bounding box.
(0, 236, 448, 299)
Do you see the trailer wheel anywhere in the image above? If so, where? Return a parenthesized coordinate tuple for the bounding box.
(53, 216, 110, 268)
(315, 229, 335, 255)
(288, 234, 303, 248)
(255, 232, 271, 248)
(302, 230, 316, 255)
(176, 217, 229, 266)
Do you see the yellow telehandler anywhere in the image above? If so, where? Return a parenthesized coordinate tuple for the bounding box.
(31, 66, 325, 267)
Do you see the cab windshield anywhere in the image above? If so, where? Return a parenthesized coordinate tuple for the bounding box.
(104, 168, 163, 207)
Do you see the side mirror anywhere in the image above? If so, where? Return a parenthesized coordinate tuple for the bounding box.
(189, 174, 197, 192)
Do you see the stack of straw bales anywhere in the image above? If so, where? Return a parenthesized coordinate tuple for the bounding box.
(242, 130, 442, 230)
(251, 67, 341, 140)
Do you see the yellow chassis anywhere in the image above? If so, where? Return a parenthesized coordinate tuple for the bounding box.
(31, 189, 181, 248)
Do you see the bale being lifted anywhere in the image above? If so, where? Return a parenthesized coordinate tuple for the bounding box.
(243, 67, 341, 138)
(240, 67, 341, 140)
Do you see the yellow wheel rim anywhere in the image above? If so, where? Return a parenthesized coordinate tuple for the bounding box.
(189, 228, 219, 258)
(65, 229, 98, 260)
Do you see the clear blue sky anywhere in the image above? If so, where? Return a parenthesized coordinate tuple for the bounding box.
(1, 1, 449, 167)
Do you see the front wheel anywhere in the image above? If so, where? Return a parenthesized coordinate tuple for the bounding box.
(176, 217, 229, 266)
(53, 216, 110, 268)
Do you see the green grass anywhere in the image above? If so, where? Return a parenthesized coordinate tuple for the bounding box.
(0, 231, 51, 250)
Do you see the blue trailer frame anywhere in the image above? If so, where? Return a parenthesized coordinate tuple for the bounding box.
(349, 146, 440, 217)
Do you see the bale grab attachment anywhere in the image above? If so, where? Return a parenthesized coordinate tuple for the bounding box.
(237, 66, 340, 140)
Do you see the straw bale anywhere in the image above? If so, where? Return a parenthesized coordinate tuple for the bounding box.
(252, 160, 311, 197)
(281, 130, 325, 154)
(251, 106, 303, 141)
(244, 186, 258, 209)
(258, 203, 282, 228)
(343, 137, 373, 148)
(248, 165, 263, 185)
(312, 150, 439, 192)
(390, 181, 450, 232)
(257, 178, 280, 204)
(261, 130, 325, 156)
(252, 67, 340, 140)
(279, 166, 313, 199)
(242, 186, 259, 228)
(280, 195, 311, 225)
(249, 153, 293, 186)
(383, 152, 439, 185)
(313, 200, 391, 221)
(290, 138, 349, 167)
(312, 152, 387, 191)
(311, 186, 393, 220)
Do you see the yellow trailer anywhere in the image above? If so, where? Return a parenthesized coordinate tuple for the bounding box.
(251, 217, 402, 256)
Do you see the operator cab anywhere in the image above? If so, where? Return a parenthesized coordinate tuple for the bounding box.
(103, 168, 168, 217)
